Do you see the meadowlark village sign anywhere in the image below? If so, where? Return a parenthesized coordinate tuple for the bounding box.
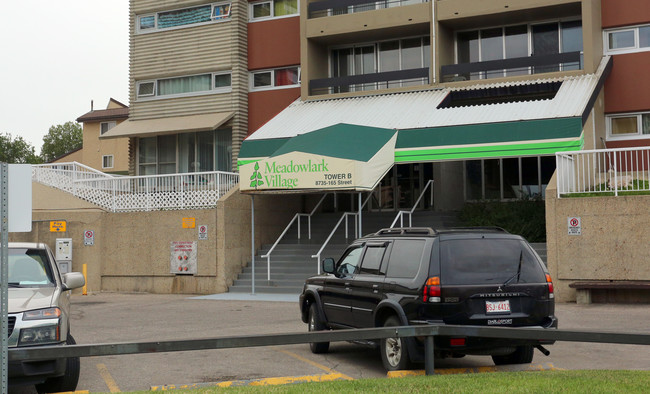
(239, 125, 398, 193)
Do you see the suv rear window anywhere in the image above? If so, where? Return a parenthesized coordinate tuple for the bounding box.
(439, 238, 545, 285)
(386, 239, 425, 278)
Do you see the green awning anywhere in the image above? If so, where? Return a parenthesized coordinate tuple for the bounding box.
(239, 124, 397, 193)
(395, 117, 583, 163)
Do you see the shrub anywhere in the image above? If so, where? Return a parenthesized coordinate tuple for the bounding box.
(459, 199, 546, 242)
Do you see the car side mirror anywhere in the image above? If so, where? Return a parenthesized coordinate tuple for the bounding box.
(62, 272, 85, 290)
(322, 258, 335, 274)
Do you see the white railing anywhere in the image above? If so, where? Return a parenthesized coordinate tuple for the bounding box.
(261, 193, 331, 280)
(33, 162, 239, 212)
(311, 192, 375, 274)
(390, 179, 434, 228)
(556, 147, 650, 197)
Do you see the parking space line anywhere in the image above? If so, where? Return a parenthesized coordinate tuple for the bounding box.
(277, 349, 354, 380)
(96, 363, 121, 392)
(150, 373, 348, 390)
(387, 363, 561, 378)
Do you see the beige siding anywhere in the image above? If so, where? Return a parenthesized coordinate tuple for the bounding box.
(129, 0, 249, 168)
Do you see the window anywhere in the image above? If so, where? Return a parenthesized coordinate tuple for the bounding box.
(136, 72, 231, 100)
(607, 112, 650, 140)
(359, 244, 387, 275)
(137, 2, 231, 33)
(455, 21, 582, 79)
(386, 240, 425, 279)
(464, 156, 555, 200)
(330, 36, 430, 92)
(336, 246, 363, 276)
(249, 0, 298, 21)
(100, 121, 116, 135)
(138, 129, 232, 175)
(605, 24, 650, 54)
(250, 67, 300, 90)
(102, 155, 114, 169)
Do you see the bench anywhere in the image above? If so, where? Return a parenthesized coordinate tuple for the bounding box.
(569, 281, 650, 304)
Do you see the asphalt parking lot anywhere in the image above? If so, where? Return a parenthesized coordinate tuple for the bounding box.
(8, 292, 650, 393)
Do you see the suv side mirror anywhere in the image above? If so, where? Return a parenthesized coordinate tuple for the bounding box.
(322, 258, 335, 274)
(62, 272, 86, 290)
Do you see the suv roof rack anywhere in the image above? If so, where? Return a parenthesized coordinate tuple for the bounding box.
(373, 227, 437, 236)
(440, 226, 509, 233)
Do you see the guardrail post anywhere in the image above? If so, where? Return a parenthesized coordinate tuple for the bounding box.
(425, 336, 435, 375)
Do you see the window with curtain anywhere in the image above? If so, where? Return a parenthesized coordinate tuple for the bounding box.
(250, 67, 300, 90)
(608, 112, 650, 139)
(137, 72, 231, 100)
(137, 3, 232, 33)
(250, 0, 298, 20)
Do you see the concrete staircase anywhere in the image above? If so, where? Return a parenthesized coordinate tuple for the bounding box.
(228, 210, 461, 294)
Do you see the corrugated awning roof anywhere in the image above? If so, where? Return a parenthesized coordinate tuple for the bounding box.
(100, 112, 234, 139)
(245, 58, 611, 142)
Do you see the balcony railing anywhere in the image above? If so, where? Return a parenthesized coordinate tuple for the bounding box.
(308, 0, 428, 19)
(309, 67, 429, 95)
(441, 52, 582, 82)
(556, 147, 650, 197)
(33, 162, 239, 212)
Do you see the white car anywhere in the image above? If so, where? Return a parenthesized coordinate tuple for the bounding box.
(7, 242, 85, 393)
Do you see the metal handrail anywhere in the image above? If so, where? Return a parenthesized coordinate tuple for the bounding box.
(311, 191, 376, 273)
(390, 179, 434, 228)
(261, 193, 331, 280)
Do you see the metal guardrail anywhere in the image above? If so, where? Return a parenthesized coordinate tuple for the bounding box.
(8, 324, 650, 377)
(556, 147, 650, 197)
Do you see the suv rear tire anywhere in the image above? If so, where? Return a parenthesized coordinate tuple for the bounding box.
(380, 316, 412, 371)
(308, 304, 329, 354)
(35, 335, 80, 394)
(491, 345, 534, 365)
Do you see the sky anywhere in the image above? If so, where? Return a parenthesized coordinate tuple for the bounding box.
(0, 1, 129, 153)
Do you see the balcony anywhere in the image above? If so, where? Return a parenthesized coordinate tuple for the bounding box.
(308, 0, 428, 19)
(441, 52, 582, 83)
(309, 67, 429, 95)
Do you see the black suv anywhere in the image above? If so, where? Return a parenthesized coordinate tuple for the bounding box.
(299, 227, 557, 371)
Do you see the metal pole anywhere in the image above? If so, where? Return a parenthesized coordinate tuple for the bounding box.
(1, 163, 9, 393)
(251, 195, 255, 295)
(358, 192, 362, 237)
(425, 335, 435, 375)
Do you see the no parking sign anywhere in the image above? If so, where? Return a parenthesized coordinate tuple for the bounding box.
(84, 230, 95, 245)
(567, 217, 581, 236)
(198, 225, 208, 240)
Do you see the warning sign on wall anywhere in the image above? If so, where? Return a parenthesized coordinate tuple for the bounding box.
(198, 225, 208, 240)
(568, 217, 581, 236)
(170, 241, 197, 274)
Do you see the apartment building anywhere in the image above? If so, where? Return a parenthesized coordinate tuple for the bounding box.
(601, 0, 650, 149)
(239, 0, 613, 212)
(75, 98, 130, 174)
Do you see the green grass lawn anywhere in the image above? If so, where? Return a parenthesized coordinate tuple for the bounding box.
(141, 370, 650, 394)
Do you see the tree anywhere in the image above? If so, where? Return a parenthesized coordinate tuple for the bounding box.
(0, 132, 42, 164)
(41, 121, 83, 162)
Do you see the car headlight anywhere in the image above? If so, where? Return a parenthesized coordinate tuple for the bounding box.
(19, 325, 60, 345)
(22, 307, 61, 320)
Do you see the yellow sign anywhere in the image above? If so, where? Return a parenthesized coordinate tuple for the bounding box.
(50, 221, 67, 232)
(182, 217, 196, 229)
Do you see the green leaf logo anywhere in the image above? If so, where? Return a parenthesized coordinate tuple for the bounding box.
(250, 162, 263, 189)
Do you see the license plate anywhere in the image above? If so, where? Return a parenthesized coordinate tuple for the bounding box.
(486, 300, 511, 314)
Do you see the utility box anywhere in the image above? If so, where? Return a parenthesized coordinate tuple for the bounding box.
(55, 238, 73, 274)
(170, 241, 197, 274)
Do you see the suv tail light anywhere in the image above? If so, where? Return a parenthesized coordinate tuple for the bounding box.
(423, 277, 441, 303)
(546, 274, 554, 299)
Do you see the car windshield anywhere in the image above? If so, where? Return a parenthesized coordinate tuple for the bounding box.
(8, 248, 56, 287)
(439, 238, 545, 285)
